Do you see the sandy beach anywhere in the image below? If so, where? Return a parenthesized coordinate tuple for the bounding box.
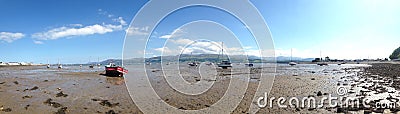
(1, 63, 400, 113)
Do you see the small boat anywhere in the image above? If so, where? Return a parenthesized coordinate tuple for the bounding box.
(187, 52, 198, 66)
(188, 62, 198, 66)
(57, 59, 62, 69)
(289, 48, 297, 66)
(217, 42, 232, 69)
(46, 60, 50, 68)
(105, 62, 128, 77)
(218, 60, 232, 69)
(289, 62, 297, 66)
(317, 51, 327, 66)
(88, 57, 94, 68)
(96, 57, 101, 68)
(245, 63, 254, 67)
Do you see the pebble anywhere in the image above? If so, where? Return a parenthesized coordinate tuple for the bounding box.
(55, 107, 67, 114)
(105, 110, 117, 114)
(56, 91, 68, 97)
(317, 91, 323, 96)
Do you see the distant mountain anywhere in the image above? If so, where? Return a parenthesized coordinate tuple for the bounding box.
(390, 47, 400, 60)
(91, 54, 315, 65)
(275, 56, 315, 62)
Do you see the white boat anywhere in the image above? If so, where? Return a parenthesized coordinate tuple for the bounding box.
(88, 57, 94, 68)
(188, 52, 198, 66)
(217, 42, 232, 69)
(289, 48, 297, 66)
(317, 51, 328, 66)
(289, 62, 297, 66)
(46, 60, 50, 68)
(245, 63, 254, 67)
(57, 59, 62, 69)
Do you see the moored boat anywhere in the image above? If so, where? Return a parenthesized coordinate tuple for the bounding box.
(218, 60, 232, 69)
(105, 62, 128, 77)
(289, 62, 297, 66)
(217, 42, 232, 69)
(245, 63, 254, 67)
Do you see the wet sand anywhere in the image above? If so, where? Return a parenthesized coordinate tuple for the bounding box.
(0, 66, 140, 114)
(1, 63, 399, 113)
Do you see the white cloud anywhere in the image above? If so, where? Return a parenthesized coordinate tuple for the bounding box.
(113, 17, 127, 26)
(159, 28, 184, 39)
(154, 47, 173, 54)
(32, 24, 123, 40)
(170, 38, 193, 45)
(69, 24, 83, 27)
(33, 9, 128, 41)
(160, 35, 172, 39)
(126, 26, 149, 36)
(0, 32, 25, 43)
(33, 40, 44, 44)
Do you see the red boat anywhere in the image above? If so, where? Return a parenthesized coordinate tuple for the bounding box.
(105, 63, 128, 76)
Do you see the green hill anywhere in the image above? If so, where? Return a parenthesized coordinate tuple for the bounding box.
(389, 47, 400, 60)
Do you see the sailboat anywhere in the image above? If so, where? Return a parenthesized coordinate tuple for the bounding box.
(317, 51, 328, 66)
(289, 48, 297, 66)
(89, 57, 94, 68)
(217, 42, 232, 69)
(57, 59, 63, 69)
(188, 52, 198, 66)
(46, 60, 51, 68)
(96, 57, 101, 68)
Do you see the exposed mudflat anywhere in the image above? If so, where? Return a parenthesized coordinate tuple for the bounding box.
(1, 63, 399, 113)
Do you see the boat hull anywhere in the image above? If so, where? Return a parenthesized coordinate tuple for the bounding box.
(105, 66, 128, 77)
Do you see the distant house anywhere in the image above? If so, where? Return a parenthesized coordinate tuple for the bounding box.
(312, 58, 322, 62)
(7, 62, 20, 66)
(325, 56, 330, 61)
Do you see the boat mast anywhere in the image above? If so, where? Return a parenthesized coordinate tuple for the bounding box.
(221, 42, 224, 59)
(190, 52, 193, 62)
(291, 48, 293, 62)
(217, 43, 221, 62)
(320, 50, 323, 62)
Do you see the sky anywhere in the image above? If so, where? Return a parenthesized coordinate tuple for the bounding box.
(1, 0, 400, 64)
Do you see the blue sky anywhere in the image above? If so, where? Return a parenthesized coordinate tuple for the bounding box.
(1, 0, 400, 64)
